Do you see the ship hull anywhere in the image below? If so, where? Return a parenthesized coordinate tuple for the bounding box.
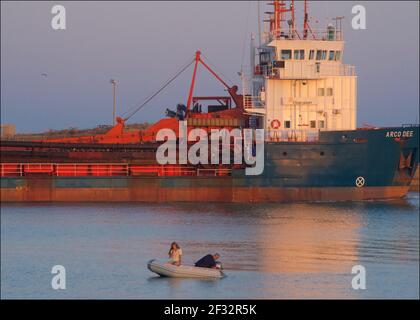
(0, 178, 411, 203)
(1, 127, 418, 203)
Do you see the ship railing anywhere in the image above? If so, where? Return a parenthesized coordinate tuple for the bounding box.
(266, 129, 320, 142)
(1, 163, 24, 177)
(55, 164, 129, 176)
(0, 163, 233, 177)
(402, 123, 420, 128)
(263, 29, 344, 43)
(243, 95, 265, 110)
(257, 63, 355, 79)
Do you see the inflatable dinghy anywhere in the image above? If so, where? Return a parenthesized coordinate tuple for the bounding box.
(147, 259, 225, 279)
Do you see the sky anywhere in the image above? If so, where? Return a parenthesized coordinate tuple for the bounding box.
(1, 1, 419, 133)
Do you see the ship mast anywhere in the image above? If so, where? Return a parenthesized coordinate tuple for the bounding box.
(303, 0, 309, 39)
(267, 0, 298, 39)
(302, 0, 316, 40)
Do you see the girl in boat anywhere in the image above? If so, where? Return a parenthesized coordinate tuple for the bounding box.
(168, 242, 182, 266)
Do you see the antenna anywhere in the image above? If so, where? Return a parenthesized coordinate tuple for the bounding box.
(257, 1, 262, 47)
(333, 16, 345, 41)
(290, 0, 295, 38)
(303, 0, 309, 39)
(268, 0, 294, 39)
(302, 0, 317, 40)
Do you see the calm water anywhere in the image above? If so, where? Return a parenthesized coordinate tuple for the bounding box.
(1, 193, 419, 299)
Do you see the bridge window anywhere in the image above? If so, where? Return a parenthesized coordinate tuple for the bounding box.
(335, 51, 342, 61)
(284, 120, 291, 128)
(309, 50, 315, 60)
(329, 51, 335, 61)
(260, 51, 271, 64)
(316, 50, 327, 60)
(281, 50, 292, 60)
(294, 50, 305, 60)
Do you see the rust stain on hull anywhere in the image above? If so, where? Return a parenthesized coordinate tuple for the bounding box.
(410, 165, 419, 191)
(1, 186, 410, 203)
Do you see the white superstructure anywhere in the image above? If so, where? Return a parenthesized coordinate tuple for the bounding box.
(244, 1, 357, 142)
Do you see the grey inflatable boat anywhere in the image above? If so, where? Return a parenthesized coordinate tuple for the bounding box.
(147, 259, 225, 279)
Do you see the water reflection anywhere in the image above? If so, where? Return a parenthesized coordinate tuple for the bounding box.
(248, 203, 362, 274)
(1, 195, 418, 299)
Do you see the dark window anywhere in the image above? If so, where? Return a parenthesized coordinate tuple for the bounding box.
(316, 50, 322, 60)
(320, 151, 325, 156)
(260, 51, 271, 64)
(309, 50, 315, 60)
(273, 60, 285, 68)
(319, 120, 325, 129)
(283, 152, 288, 156)
(281, 50, 292, 60)
(294, 50, 304, 60)
(326, 88, 334, 96)
(329, 51, 335, 61)
(310, 121, 316, 128)
(284, 120, 291, 128)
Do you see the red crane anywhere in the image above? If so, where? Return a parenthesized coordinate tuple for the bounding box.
(42, 51, 247, 144)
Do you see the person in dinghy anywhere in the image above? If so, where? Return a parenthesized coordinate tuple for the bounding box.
(168, 242, 182, 266)
(194, 253, 221, 269)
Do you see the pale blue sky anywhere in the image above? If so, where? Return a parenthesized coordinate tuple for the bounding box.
(1, 1, 419, 132)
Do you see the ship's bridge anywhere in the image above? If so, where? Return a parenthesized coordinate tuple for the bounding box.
(255, 39, 355, 80)
(244, 1, 358, 141)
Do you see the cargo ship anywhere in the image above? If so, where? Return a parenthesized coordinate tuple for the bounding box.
(1, 1, 418, 202)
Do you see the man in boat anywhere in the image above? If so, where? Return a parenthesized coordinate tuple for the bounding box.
(194, 253, 220, 269)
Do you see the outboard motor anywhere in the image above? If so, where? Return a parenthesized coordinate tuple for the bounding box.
(166, 103, 187, 120)
(166, 108, 177, 118)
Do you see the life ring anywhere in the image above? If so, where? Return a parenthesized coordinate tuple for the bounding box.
(271, 119, 281, 129)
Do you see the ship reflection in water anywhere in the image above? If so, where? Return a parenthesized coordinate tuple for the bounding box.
(1, 193, 419, 299)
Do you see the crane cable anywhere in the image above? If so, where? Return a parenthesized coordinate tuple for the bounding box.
(201, 53, 234, 87)
(122, 57, 195, 121)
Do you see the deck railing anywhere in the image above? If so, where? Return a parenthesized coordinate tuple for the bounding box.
(266, 129, 320, 142)
(0, 163, 233, 178)
(263, 29, 344, 43)
(257, 63, 355, 79)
